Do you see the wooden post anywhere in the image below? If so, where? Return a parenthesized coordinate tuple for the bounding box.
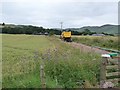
(40, 65, 46, 88)
(100, 54, 110, 88)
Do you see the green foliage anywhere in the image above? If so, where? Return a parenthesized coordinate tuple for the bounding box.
(72, 36, 119, 50)
(1, 24, 89, 35)
(82, 29, 91, 35)
(2, 23, 5, 26)
(2, 24, 119, 35)
(70, 24, 119, 34)
(2, 25, 61, 35)
(49, 31, 54, 36)
(43, 37, 100, 88)
(2, 34, 101, 88)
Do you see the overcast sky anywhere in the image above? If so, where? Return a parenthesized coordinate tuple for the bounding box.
(1, 0, 119, 28)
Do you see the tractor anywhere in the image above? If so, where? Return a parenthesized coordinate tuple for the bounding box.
(60, 31, 72, 42)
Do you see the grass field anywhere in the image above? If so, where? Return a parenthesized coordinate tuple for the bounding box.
(2, 34, 101, 88)
(0, 34, 2, 89)
(72, 36, 119, 50)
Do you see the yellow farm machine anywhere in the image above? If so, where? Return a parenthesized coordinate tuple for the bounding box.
(60, 31, 72, 42)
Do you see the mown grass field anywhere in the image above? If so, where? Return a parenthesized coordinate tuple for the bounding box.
(2, 34, 101, 88)
(72, 36, 119, 50)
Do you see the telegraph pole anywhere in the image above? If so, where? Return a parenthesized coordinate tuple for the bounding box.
(60, 22, 63, 32)
(60, 22, 63, 38)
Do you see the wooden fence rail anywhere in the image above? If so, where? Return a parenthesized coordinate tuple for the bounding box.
(100, 54, 120, 88)
(40, 65, 46, 88)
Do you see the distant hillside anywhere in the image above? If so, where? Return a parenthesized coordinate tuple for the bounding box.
(67, 24, 119, 34)
(0, 23, 119, 35)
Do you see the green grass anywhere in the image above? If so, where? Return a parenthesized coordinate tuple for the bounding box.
(2, 34, 56, 88)
(2, 34, 102, 88)
(72, 36, 119, 50)
(0, 34, 2, 89)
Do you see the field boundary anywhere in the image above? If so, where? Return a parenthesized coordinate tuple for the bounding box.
(100, 54, 120, 88)
(67, 42, 110, 54)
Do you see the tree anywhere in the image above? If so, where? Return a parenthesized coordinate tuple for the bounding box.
(2, 22, 5, 26)
(49, 31, 54, 36)
(83, 29, 91, 35)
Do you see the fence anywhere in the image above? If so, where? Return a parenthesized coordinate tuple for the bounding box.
(40, 53, 120, 88)
(100, 53, 120, 88)
(40, 65, 46, 88)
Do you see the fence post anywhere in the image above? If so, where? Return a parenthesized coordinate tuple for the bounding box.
(100, 54, 110, 88)
(40, 65, 46, 88)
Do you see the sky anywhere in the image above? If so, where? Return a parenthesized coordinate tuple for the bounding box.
(1, 0, 119, 28)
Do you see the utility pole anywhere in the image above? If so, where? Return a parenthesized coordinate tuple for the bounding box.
(59, 22, 63, 38)
(60, 22, 63, 32)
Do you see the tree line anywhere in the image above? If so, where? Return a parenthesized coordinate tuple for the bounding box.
(2, 25, 82, 35)
(1, 23, 114, 36)
(2, 25, 60, 35)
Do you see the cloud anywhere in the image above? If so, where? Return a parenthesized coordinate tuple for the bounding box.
(1, 0, 118, 28)
(1, 0, 119, 3)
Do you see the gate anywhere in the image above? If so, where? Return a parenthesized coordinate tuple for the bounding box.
(100, 53, 120, 88)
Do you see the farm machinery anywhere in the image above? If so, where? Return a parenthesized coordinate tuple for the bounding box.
(60, 31, 72, 42)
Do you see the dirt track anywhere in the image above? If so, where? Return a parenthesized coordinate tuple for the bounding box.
(67, 42, 110, 55)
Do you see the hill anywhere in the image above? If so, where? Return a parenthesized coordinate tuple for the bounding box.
(67, 24, 119, 34)
(0, 23, 119, 35)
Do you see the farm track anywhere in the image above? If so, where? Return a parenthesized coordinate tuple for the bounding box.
(66, 41, 110, 55)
